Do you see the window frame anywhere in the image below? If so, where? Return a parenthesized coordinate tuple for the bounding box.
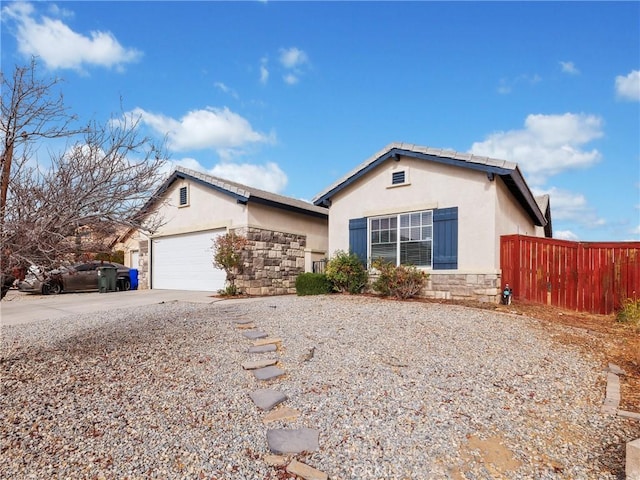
(369, 210, 433, 269)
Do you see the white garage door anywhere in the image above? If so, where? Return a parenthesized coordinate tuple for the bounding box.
(152, 230, 227, 291)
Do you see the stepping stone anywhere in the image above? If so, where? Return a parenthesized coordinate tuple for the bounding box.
(264, 454, 288, 467)
(236, 323, 256, 330)
(263, 406, 301, 424)
(248, 344, 277, 354)
(286, 459, 328, 480)
(242, 358, 277, 370)
(253, 366, 285, 381)
(234, 318, 253, 324)
(253, 337, 282, 346)
(249, 389, 287, 411)
(243, 330, 268, 340)
(267, 428, 319, 454)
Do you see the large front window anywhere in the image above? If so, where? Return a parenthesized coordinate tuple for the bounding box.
(370, 211, 433, 267)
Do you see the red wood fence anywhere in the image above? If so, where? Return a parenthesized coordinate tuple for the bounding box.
(500, 234, 640, 314)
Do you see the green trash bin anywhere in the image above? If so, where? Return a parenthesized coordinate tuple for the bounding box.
(97, 266, 117, 293)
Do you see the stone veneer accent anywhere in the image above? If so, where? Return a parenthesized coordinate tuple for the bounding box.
(233, 227, 306, 296)
(138, 240, 149, 290)
(423, 272, 501, 303)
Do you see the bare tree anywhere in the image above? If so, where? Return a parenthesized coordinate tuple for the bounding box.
(1, 59, 167, 299)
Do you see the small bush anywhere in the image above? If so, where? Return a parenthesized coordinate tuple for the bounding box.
(325, 250, 368, 294)
(295, 272, 332, 296)
(218, 284, 241, 296)
(213, 232, 248, 296)
(617, 296, 640, 329)
(371, 258, 428, 300)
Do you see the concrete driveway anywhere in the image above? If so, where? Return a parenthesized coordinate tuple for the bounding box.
(1, 289, 228, 326)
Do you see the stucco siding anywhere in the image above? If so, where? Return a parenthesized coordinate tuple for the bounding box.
(248, 202, 328, 254)
(153, 179, 247, 237)
(494, 178, 541, 267)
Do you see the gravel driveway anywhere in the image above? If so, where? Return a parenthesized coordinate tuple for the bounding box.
(1, 294, 638, 479)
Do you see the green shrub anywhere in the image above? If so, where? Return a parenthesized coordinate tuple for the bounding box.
(295, 272, 332, 296)
(371, 258, 428, 300)
(617, 296, 640, 329)
(325, 250, 368, 294)
(218, 284, 241, 296)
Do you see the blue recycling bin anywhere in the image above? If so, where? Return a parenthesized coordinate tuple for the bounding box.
(129, 268, 139, 290)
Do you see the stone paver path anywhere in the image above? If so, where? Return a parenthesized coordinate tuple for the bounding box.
(243, 330, 268, 340)
(248, 344, 277, 353)
(242, 358, 277, 370)
(234, 315, 327, 478)
(253, 365, 285, 381)
(267, 428, 320, 454)
(253, 337, 282, 346)
(262, 406, 301, 424)
(249, 389, 287, 411)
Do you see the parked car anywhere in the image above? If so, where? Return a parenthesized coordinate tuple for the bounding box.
(18, 261, 131, 295)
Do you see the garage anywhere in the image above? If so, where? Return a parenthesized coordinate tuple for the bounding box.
(151, 230, 227, 291)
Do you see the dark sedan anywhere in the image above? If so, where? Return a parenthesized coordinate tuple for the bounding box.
(18, 261, 131, 294)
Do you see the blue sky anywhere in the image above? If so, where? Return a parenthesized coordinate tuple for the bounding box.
(2, 1, 639, 241)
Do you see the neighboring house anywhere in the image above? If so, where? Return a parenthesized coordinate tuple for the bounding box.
(117, 166, 328, 294)
(312, 142, 551, 302)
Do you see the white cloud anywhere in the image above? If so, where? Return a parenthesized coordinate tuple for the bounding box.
(2, 1, 141, 72)
(615, 70, 640, 101)
(283, 73, 299, 85)
(171, 157, 288, 193)
(278, 47, 309, 85)
(260, 66, 269, 84)
(214, 82, 238, 99)
(279, 47, 308, 69)
(534, 186, 605, 229)
(259, 56, 269, 84)
(497, 73, 541, 95)
(470, 113, 603, 185)
(129, 107, 273, 155)
(555, 230, 579, 241)
(559, 61, 580, 75)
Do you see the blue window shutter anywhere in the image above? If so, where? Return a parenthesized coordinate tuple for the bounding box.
(349, 217, 368, 265)
(433, 207, 458, 270)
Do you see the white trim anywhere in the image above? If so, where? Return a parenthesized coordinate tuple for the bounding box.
(363, 202, 438, 218)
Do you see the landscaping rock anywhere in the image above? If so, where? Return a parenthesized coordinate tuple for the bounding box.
(263, 406, 301, 424)
(242, 358, 277, 370)
(253, 337, 282, 346)
(286, 459, 328, 480)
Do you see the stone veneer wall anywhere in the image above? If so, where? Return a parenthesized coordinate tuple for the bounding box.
(138, 240, 149, 290)
(422, 272, 502, 303)
(233, 227, 306, 296)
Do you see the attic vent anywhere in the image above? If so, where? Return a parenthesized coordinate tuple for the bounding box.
(392, 171, 406, 185)
(179, 186, 189, 206)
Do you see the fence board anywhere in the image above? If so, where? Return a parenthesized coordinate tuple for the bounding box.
(500, 235, 640, 314)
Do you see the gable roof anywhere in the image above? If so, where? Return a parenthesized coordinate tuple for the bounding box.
(312, 142, 547, 227)
(535, 194, 553, 237)
(153, 166, 328, 218)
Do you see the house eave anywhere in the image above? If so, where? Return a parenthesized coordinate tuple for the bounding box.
(312, 144, 546, 227)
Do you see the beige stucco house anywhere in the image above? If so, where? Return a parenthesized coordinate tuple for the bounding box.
(118, 166, 328, 294)
(312, 143, 551, 302)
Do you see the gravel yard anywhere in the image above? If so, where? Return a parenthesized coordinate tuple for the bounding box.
(1, 294, 638, 479)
